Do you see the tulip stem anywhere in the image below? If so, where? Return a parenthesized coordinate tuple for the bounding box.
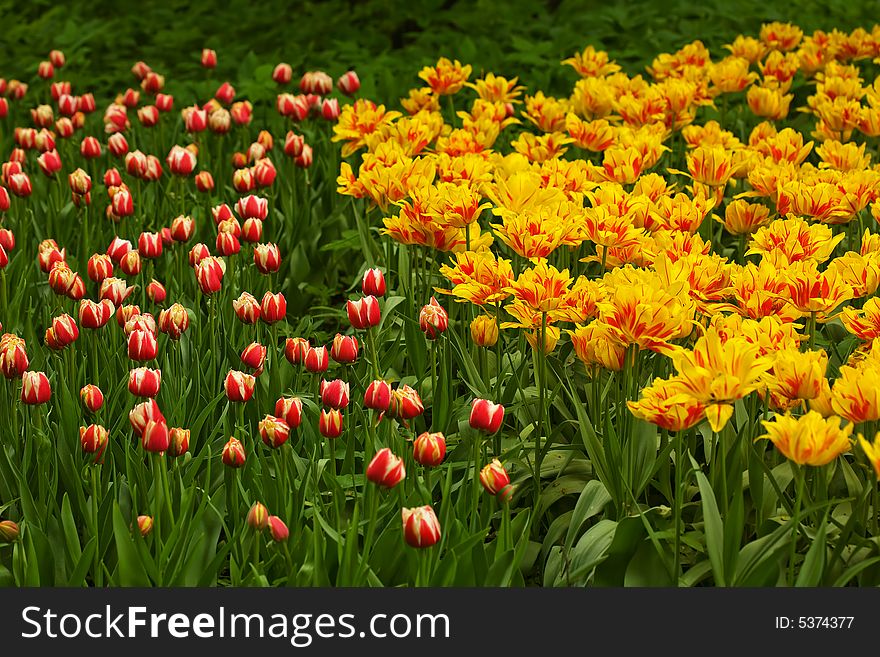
(359, 484, 380, 584)
(471, 431, 482, 532)
(673, 431, 683, 586)
(788, 464, 806, 585)
(367, 327, 381, 380)
(91, 465, 102, 586)
(533, 312, 548, 514)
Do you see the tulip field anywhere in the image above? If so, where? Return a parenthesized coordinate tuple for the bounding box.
(4, 16, 880, 589)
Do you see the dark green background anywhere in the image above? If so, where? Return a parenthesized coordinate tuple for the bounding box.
(1, 0, 877, 105)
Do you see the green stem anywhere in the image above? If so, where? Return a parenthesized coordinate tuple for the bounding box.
(788, 465, 805, 585)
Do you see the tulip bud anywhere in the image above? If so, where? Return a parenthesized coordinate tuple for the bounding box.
(274, 397, 303, 429)
(361, 268, 386, 296)
(49, 49, 65, 68)
(128, 329, 158, 362)
(363, 380, 392, 411)
(253, 243, 281, 274)
(284, 131, 305, 157)
(320, 379, 350, 410)
(470, 315, 498, 347)
(80, 424, 109, 462)
(419, 296, 448, 340)
(118, 250, 142, 277)
(168, 427, 190, 458)
(304, 345, 329, 373)
(0, 335, 28, 379)
(272, 63, 293, 85)
(146, 279, 166, 304)
(321, 98, 340, 121)
(138, 232, 163, 259)
(0, 519, 19, 543)
(215, 82, 235, 105)
(224, 370, 255, 402)
(0, 187, 9, 213)
(222, 437, 246, 467)
(253, 158, 276, 187)
(124, 313, 157, 338)
(330, 333, 359, 364)
(79, 298, 114, 329)
(55, 116, 75, 138)
(107, 133, 129, 158)
(232, 167, 255, 193)
(260, 291, 286, 324)
(129, 399, 164, 436)
(401, 505, 441, 548)
(38, 60, 54, 79)
(235, 194, 268, 220)
(215, 231, 240, 257)
(105, 238, 131, 265)
(121, 88, 140, 107)
(137, 515, 153, 537)
(115, 303, 141, 329)
(337, 70, 361, 96)
(185, 106, 207, 133)
(156, 93, 174, 112)
(241, 342, 267, 373)
(240, 218, 262, 244)
(129, 367, 162, 397)
(141, 419, 169, 453)
(195, 171, 214, 193)
(299, 71, 333, 95)
(469, 399, 504, 434)
(80, 384, 105, 413)
(247, 502, 269, 530)
(479, 459, 510, 496)
(111, 188, 133, 217)
(51, 313, 79, 346)
(259, 415, 290, 449)
(137, 105, 159, 127)
(170, 215, 195, 242)
(319, 408, 344, 438)
(8, 172, 32, 197)
(413, 431, 446, 467)
(158, 303, 190, 340)
(196, 256, 226, 295)
(388, 384, 424, 420)
(80, 136, 101, 159)
(231, 101, 252, 125)
(294, 144, 313, 168)
(366, 448, 406, 488)
(68, 168, 92, 196)
(189, 243, 211, 268)
(268, 516, 289, 542)
(347, 295, 381, 330)
(21, 371, 51, 405)
(37, 150, 62, 177)
(201, 49, 217, 69)
(232, 291, 261, 324)
(167, 145, 197, 177)
(0, 229, 13, 251)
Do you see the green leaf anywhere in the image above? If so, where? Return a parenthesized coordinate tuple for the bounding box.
(111, 504, 150, 587)
(564, 480, 612, 553)
(693, 463, 725, 586)
(795, 515, 826, 587)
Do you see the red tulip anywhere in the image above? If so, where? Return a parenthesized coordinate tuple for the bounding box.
(142, 72, 164, 94)
(235, 195, 268, 220)
(137, 105, 159, 127)
(0, 187, 9, 212)
(129, 399, 164, 437)
(80, 136, 101, 159)
(37, 149, 62, 176)
(21, 371, 51, 405)
(231, 101, 252, 125)
(111, 188, 133, 217)
(168, 428, 190, 458)
(259, 415, 290, 448)
(272, 63, 293, 85)
(196, 256, 226, 295)
(303, 345, 328, 373)
(146, 279, 166, 304)
(337, 70, 361, 96)
(87, 254, 113, 282)
(116, 304, 141, 329)
(222, 437, 246, 468)
(330, 333, 358, 364)
(363, 380, 392, 411)
(253, 243, 281, 274)
(366, 448, 406, 488)
(320, 379, 350, 409)
(118, 250, 142, 277)
(215, 231, 240, 257)
(419, 296, 449, 340)
(201, 48, 217, 69)
(138, 232, 163, 259)
(283, 131, 305, 157)
(49, 49, 65, 68)
(299, 71, 333, 95)
(80, 384, 105, 413)
(79, 299, 114, 329)
(121, 88, 140, 107)
(469, 399, 505, 434)
(68, 168, 92, 195)
(268, 516, 289, 541)
(253, 158, 276, 187)
(233, 292, 261, 324)
(8, 172, 32, 197)
(129, 367, 161, 397)
(51, 314, 79, 346)
(240, 218, 263, 244)
(232, 168, 255, 193)
(185, 106, 207, 133)
(0, 335, 28, 379)
(294, 144, 313, 168)
(321, 98, 340, 121)
(127, 330, 157, 362)
(247, 502, 269, 530)
(100, 277, 133, 306)
(107, 133, 128, 158)
(319, 408, 343, 438)
(80, 424, 109, 462)
(240, 342, 267, 373)
(274, 396, 303, 429)
(141, 419, 169, 453)
(479, 459, 511, 496)
(362, 268, 386, 297)
(260, 291, 286, 324)
(413, 431, 446, 467)
(224, 370, 255, 402)
(189, 243, 211, 268)
(158, 303, 190, 340)
(137, 516, 153, 536)
(401, 505, 441, 548)
(156, 93, 174, 112)
(170, 215, 195, 242)
(388, 384, 424, 420)
(195, 171, 214, 193)
(347, 295, 380, 329)
(167, 145, 196, 176)
(38, 61, 54, 79)
(215, 81, 235, 104)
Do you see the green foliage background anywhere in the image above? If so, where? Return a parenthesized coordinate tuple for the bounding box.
(1, 0, 877, 102)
